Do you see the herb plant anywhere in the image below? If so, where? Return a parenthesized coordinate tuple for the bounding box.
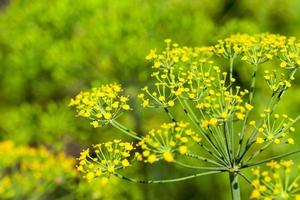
(70, 34, 300, 199)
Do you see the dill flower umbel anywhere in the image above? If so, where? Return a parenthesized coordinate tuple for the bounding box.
(140, 39, 252, 126)
(279, 37, 300, 69)
(77, 140, 135, 181)
(250, 160, 300, 200)
(69, 83, 131, 127)
(136, 121, 201, 163)
(251, 112, 296, 145)
(139, 39, 214, 108)
(263, 70, 293, 92)
(214, 33, 287, 65)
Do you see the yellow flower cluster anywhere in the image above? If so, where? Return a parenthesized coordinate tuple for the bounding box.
(195, 70, 252, 127)
(251, 112, 295, 145)
(264, 70, 293, 92)
(69, 83, 131, 128)
(250, 160, 300, 200)
(145, 39, 213, 66)
(214, 34, 256, 57)
(140, 39, 214, 108)
(279, 37, 300, 69)
(142, 39, 253, 126)
(214, 33, 290, 65)
(77, 140, 134, 182)
(136, 122, 201, 163)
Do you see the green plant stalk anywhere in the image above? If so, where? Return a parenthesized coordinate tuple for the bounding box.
(178, 98, 228, 163)
(229, 56, 235, 162)
(175, 161, 228, 171)
(110, 120, 141, 140)
(225, 55, 242, 200)
(241, 149, 300, 169)
(114, 170, 223, 184)
(229, 172, 241, 200)
(236, 62, 258, 160)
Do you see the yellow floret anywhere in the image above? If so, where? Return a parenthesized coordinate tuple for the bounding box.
(163, 151, 174, 162)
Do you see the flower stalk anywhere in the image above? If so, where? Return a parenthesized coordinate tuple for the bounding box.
(229, 172, 241, 200)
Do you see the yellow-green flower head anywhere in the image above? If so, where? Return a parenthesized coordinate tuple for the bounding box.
(263, 70, 294, 92)
(140, 40, 215, 108)
(250, 160, 300, 200)
(142, 40, 254, 125)
(145, 39, 213, 65)
(214, 33, 256, 58)
(187, 67, 251, 125)
(279, 37, 300, 69)
(136, 121, 201, 163)
(215, 33, 290, 65)
(69, 83, 131, 127)
(253, 112, 295, 145)
(77, 140, 135, 182)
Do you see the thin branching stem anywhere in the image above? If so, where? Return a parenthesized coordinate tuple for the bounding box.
(178, 98, 227, 163)
(113, 171, 223, 184)
(241, 149, 300, 169)
(249, 62, 258, 104)
(236, 62, 258, 161)
(164, 107, 177, 122)
(197, 142, 229, 166)
(223, 122, 233, 166)
(110, 120, 141, 140)
(238, 172, 252, 184)
(175, 161, 228, 171)
(185, 152, 228, 168)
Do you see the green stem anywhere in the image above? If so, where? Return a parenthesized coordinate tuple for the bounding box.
(175, 161, 228, 171)
(178, 98, 227, 162)
(113, 170, 223, 184)
(198, 142, 228, 166)
(229, 172, 241, 200)
(237, 172, 251, 184)
(241, 149, 300, 169)
(229, 55, 234, 81)
(110, 120, 141, 140)
(164, 107, 177, 122)
(270, 68, 297, 112)
(249, 62, 258, 104)
(185, 152, 227, 167)
(223, 122, 233, 166)
(241, 141, 272, 165)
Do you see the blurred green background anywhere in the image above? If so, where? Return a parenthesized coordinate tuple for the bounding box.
(1, 0, 300, 199)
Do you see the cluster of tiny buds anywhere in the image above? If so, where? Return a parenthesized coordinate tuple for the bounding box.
(136, 121, 201, 163)
(250, 160, 300, 199)
(263, 70, 293, 92)
(69, 83, 131, 127)
(214, 33, 300, 68)
(251, 111, 295, 145)
(77, 140, 134, 182)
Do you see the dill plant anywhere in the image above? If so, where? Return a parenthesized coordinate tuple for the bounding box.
(70, 34, 300, 199)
